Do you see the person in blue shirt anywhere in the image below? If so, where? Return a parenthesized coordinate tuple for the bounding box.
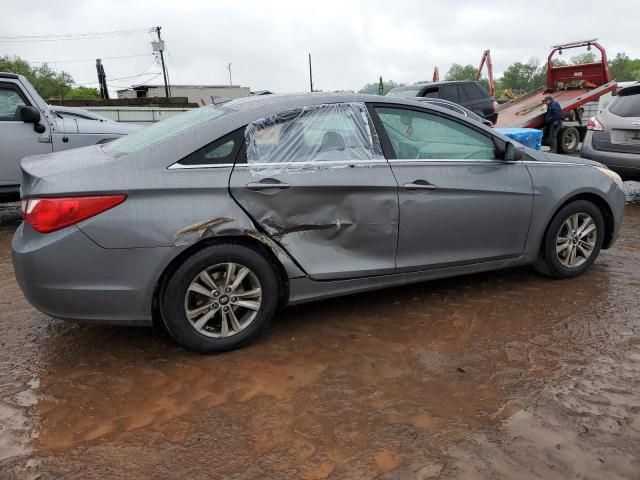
(543, 95, 563, 153)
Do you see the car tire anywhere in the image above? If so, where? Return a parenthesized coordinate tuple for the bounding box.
(536, 200, 605, 279)
(161, 243, 279, 353)
(558, 127, 580, 153)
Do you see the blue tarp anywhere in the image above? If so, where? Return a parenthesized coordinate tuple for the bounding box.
(495, 128, 543, 151)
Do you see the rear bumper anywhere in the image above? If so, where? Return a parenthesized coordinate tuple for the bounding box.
(581, 132, 640, 180)
(12, 223, 180, 325)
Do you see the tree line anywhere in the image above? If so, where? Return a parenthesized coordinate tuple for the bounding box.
(0, 55, 101, 100)
(360, 52, 640, 98)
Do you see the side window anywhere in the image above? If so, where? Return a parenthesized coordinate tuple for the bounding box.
(440, 85, 459, 102)
(459, 84, 478, 103)
(424, 87, 439, 98)
(0, 85, 27, 121)
(245, 102, 383, 175)
(177, 128, 243, 167)
(473, 83, 489, 99)
(375, 107, 497, 161)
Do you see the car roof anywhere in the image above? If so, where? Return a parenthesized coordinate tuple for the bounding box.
(222, 92, 434, 116)
(617, 83, 640, 97)
(389, 80, 478, 90)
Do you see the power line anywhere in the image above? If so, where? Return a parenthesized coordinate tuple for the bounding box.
(27, 53, 153, 64)
(76, 71, 161, 86)
(0, 27, 154, 43)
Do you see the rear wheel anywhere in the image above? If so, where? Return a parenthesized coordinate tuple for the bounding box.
(537, 200, 604, 278)
(161, 244, 279, 353)
(558, 127, 580, 153)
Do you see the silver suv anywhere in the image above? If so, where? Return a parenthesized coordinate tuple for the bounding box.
(581, 83, 640, 180)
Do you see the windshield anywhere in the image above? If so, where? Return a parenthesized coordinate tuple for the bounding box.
(102, 105, 231, 156)
(386, 87, 422, 98)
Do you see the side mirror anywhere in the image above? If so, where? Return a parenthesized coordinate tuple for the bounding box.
(18, 106, 46, 134)
(18, 105, 41, 124)
(505, 141, 525, 161)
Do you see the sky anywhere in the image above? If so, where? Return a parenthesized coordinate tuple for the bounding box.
(1, 0, 638, 96)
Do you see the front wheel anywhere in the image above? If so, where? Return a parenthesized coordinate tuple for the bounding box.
(537, 200, 604, 278)
(161, 244, 279, 353)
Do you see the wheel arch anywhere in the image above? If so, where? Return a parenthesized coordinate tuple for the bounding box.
(151, 235, 290, 327)
(540, 192, 615, 258)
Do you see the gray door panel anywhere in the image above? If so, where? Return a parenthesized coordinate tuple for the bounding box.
(372, 104, 533, 272)
(230, 161, 398, 280)
(390, 160, 533, 271)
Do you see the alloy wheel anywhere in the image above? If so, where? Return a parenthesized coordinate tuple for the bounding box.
(184, 262, 262, 338)
(555, 213, 597, 269)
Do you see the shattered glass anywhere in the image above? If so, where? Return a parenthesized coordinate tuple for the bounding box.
(245, 102, 384, 175)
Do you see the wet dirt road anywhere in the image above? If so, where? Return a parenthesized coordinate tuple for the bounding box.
(1, 185, 640, 480)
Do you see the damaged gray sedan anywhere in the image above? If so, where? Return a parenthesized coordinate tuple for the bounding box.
(12, 93, 625, 352)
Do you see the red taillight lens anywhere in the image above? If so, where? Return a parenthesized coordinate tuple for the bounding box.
(587, 116, 604, 131)
(22, 195, 126, 233)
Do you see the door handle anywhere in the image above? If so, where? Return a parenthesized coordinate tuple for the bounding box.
(246, 179, 291, 192)
(403, 180, 438, 191)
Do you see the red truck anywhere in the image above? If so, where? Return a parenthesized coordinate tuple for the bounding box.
(495, 39, 617, 153)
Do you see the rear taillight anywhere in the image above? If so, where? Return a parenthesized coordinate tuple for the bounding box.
(587, 116, 604, 131)
(22, 195, 126, 233)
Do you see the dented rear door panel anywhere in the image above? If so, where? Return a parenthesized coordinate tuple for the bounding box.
(229, 161, 398, 280)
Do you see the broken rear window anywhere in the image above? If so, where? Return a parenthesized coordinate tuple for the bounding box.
(244, 102, 383, 175)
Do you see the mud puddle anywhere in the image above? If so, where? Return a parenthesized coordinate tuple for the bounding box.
(1, 185, 639, 479)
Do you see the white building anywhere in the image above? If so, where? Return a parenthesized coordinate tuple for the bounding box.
(117, 84, 251, 105)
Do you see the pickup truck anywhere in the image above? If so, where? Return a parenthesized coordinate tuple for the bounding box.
(0, 72, 142, 194)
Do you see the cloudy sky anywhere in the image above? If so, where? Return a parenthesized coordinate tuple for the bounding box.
(1, 0, 638, 95)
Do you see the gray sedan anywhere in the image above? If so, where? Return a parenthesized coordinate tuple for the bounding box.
(12, 93, 625, 353)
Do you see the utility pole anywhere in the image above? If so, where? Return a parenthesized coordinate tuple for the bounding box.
(308, 53, 314, 92)
(154, 26, 170, 98)
(227, 63, 232, 85)
(96, 58, 109, 99)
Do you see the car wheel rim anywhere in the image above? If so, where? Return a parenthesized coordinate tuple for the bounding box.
(184, 262, 262, 338)
(564, 131, 578, 150)
(555, 213, 597, 269)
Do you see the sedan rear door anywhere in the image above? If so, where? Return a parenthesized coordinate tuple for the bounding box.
(229, 102, 398, 280)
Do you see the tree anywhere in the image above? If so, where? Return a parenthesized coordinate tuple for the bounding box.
(359, 79, 405, 95)
(445, 63, 476, 81)
(0, 55, 74, 99)
(499, 57, 545, 95)
(570, 52, 596, 64)
(65, 86, 101, 100)
(608, 52, 640, 81)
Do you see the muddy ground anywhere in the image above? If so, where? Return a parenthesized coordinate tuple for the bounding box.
(1, 184, 639, 480)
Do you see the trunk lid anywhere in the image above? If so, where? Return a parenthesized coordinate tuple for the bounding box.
(20, 145, 116, 196)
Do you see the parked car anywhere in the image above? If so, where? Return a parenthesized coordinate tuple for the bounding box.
(49, 105, 116, 122)
(13, 93, 625, 353)
(414, 97, 493, 126)
(0, 72, 142, 195)
(386, 80, 498, 124)
(581, 84, 640, 180)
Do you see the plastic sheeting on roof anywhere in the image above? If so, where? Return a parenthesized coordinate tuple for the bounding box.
(245, 102, 384, 176)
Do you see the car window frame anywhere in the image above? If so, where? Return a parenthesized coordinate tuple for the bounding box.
(171, 127, 246, 169)
(366, 102, 504, 162)
(0, 82, 30, 122)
